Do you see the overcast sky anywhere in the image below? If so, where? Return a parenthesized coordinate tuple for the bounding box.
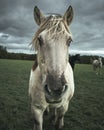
(0, 0, 104, 56)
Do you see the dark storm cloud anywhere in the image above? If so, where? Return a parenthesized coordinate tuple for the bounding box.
(0, 0, 104, 56)
(0, 0, 35, 36)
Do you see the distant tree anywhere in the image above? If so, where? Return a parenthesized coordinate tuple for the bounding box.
(0, 45, 7, 53)
(0, 45, 7, 58)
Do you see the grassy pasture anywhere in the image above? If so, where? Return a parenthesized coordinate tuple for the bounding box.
(0, 59, 104, 130)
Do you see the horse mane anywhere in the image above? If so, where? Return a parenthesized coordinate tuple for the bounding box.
(31, 15, 72, 51)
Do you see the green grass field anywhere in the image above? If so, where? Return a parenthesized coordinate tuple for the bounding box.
(0, 59, 104, 130)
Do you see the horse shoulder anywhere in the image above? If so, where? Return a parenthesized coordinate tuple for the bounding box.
(93, 60, 98, 66)
(29, 66, 41, 96)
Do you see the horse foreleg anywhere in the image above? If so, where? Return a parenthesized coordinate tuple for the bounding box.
(32, 106, 43, 130)
(55, 115, 64, 130)
(55, 104, 68, 130)
(49, 108, 57, 125)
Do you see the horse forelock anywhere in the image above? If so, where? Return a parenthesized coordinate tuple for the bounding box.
(31, 15, 72, 50)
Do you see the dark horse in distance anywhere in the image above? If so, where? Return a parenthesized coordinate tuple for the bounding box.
(69, 54, 80, 70)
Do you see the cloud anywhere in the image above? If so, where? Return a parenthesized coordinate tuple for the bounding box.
(0, 0, 104, 56)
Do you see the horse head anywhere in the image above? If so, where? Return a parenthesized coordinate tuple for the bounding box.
(32, 6, 74, 103)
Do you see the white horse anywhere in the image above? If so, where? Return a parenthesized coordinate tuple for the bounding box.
(92, 57, 102, 75)
(29, 6, 74, 130)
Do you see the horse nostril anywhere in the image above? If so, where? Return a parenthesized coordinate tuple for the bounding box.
(62, 84, 68, 92)
(44, 84, 51, 94)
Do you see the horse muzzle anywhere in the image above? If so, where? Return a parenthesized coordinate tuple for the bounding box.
(44, 84, 68, 103)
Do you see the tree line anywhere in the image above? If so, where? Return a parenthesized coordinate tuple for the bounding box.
(0, 45, 103, 64)
(0, 45, 35, 60)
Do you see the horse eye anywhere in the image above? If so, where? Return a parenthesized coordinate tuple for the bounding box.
(38, 36, 44, 46)
(67, 38, 72, 46)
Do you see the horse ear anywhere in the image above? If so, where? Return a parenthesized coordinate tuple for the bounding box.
(34, 6, 46, 25)
(63, 6, 74, 25)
